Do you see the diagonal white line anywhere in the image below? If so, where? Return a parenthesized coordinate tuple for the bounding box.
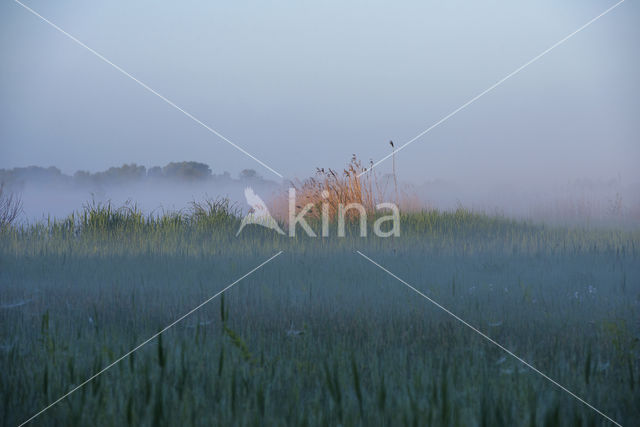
(356, 250, 622, 427)
(358, 0, 625, 177)
(19, 251, 284, 427)
(13, 0, 284, 179)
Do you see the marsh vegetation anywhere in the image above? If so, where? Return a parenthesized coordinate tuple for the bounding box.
(1, 198, 638, 426)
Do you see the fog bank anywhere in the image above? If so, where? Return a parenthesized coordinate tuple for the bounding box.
(4, 167, 638, 229)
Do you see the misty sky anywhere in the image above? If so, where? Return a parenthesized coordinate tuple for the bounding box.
(1, 0, 638, 188)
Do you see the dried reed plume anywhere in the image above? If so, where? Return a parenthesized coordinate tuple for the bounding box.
(272, 154, 419, 221)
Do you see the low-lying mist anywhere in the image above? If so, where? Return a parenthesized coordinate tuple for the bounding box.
(410, 177, 640, 228)
(15, 180, 280, 223)
(2, 160, 638, 228)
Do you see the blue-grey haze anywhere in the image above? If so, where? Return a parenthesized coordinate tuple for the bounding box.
(1, 0, 638, 217)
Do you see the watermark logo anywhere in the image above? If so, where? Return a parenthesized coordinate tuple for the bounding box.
(237, 187, 400, 237)
(236, 187, 286, 236)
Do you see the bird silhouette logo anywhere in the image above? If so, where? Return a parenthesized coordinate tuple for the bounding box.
(236, 187, 285, 236)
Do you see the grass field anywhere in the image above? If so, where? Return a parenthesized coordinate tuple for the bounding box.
(1, 202, 639, 426)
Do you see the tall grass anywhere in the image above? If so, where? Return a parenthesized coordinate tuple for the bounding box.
(0, 184, 22, 231)
(0, 197, 639, 425)
(272, 155, 419, 221)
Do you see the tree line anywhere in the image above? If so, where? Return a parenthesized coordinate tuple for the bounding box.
(0, 162, 272, 189)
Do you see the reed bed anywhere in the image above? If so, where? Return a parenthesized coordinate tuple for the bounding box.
(271, 156, 419, 222)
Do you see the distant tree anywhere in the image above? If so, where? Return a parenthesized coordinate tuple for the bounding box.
(14, 166, 63, 181)
(239, 169, 259, 180)
(73, 170, 93, 185)
(147, 166, 163, 179)
(0, 161, 286, 192)
(93, 163, 146, 185)
(1, 166, 67, 188)
(162, 161, 211, 181)
(119, 163, 146, 180)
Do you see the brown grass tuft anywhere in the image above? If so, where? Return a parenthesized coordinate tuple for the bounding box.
(271, 155, 419, 221)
